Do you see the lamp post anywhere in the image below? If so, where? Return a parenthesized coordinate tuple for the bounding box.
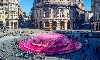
(20, 23, 22, 36)
(18, 17, 21, 36)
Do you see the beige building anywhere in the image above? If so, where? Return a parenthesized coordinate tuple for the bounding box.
(18, 5, 24, 28)
(0, 0, 5, 28)
(33, 0, 85, 30)
(3, 0, 19, 29)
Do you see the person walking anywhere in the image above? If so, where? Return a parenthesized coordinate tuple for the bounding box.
(2, 42, 5, 51)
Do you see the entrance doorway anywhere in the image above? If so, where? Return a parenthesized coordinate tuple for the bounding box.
(45, 21, 49, 27)
(60, 21, 65, 30)
(39, 21, 43, 29)
(52, 21, 57, 30)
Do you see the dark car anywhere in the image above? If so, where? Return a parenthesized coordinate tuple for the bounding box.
(44, 27, 51, 31)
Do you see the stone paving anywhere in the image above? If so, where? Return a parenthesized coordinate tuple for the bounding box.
(0, 29, 100, 60)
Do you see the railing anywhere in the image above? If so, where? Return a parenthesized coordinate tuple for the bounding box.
(35, 1, 71, 6)
(9, 9, 16, 12)
(43, 1, 71, 5)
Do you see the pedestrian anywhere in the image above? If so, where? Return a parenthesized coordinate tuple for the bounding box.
(87, 44, 90, 48)
(2, 42, 5, 51)
(82, 54, 86, 60)
(96, 47, 99, 52)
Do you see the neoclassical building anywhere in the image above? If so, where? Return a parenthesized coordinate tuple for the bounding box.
(33, 0, 85, 30)
(91, 0, 100, 31)
(3, 0, 19, 29)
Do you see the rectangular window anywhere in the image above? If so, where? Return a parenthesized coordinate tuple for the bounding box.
(10, 7, 12, 9)
(11, 22, 13, 26)
(5, 12, 8, 14)
(10, 4, 12, 6)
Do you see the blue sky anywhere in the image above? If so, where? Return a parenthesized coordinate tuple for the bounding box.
(19, 0, 91, 16)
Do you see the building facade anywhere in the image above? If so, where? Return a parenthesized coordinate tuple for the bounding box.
(91, 0, 100, 31)
(33, 0, 85, 30)
(0, 0, 5, 28)
(3, 0, 19, 29)
(85, 10, 93, 23)
(18, 5, 24, 28)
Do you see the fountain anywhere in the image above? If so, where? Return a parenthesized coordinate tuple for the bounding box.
(18, 33, 82, 55)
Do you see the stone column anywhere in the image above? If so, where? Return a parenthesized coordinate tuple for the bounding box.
(17, 22, 18, 29)
(9, 22, 11, 29)
(94, 22, 96, 31)
(38, 21, 40, 29)
(44, 12, 45, 17)
(65, 21, 68, 30)
(44, 22, 45, 28)
(56, 21, 60, 30)
(49, 21, 52, 30)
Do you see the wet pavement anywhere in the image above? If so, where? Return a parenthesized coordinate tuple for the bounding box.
(0, 30, 100, 60)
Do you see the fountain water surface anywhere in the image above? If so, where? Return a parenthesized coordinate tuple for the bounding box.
(18, 33, 82, 55)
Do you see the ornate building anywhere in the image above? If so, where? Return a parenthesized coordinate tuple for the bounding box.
(18, 5, 24, 28)
(91, 0, 100, 31)
(3, 0, 19, 29)
(0, 0, 5, 28)
(33, 0, 85, 30)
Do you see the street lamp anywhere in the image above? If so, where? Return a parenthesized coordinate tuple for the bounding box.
(20, 23, 22, 36)
(18, 17, 21, 36)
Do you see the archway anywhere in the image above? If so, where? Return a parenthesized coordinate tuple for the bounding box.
(45, 21, 49, 27)
(60, 21, 65, 30)
(67, 21, 70, 29)
(11, 22, 13, 29)
(52, 21, 57, 30)
(39, 21, 43, 29)
(14, 22, 17, 29)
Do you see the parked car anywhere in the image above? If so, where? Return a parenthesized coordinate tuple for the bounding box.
(44, 27, 51, 31)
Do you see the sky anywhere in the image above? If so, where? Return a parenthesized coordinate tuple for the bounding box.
(18, 0, 91, 16)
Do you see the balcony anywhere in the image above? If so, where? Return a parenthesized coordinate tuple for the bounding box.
(43, 1, 71, 6)
(3, 2, 8, 5)
(9, 9, 16, 12)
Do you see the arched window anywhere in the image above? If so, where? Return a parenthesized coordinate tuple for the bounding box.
(60, 9, 64, 17)
(45, 8, 49, 17)
(36, 10, 38, 17)
(40, 10, 42, 17)
(53, 10, 56, 18)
